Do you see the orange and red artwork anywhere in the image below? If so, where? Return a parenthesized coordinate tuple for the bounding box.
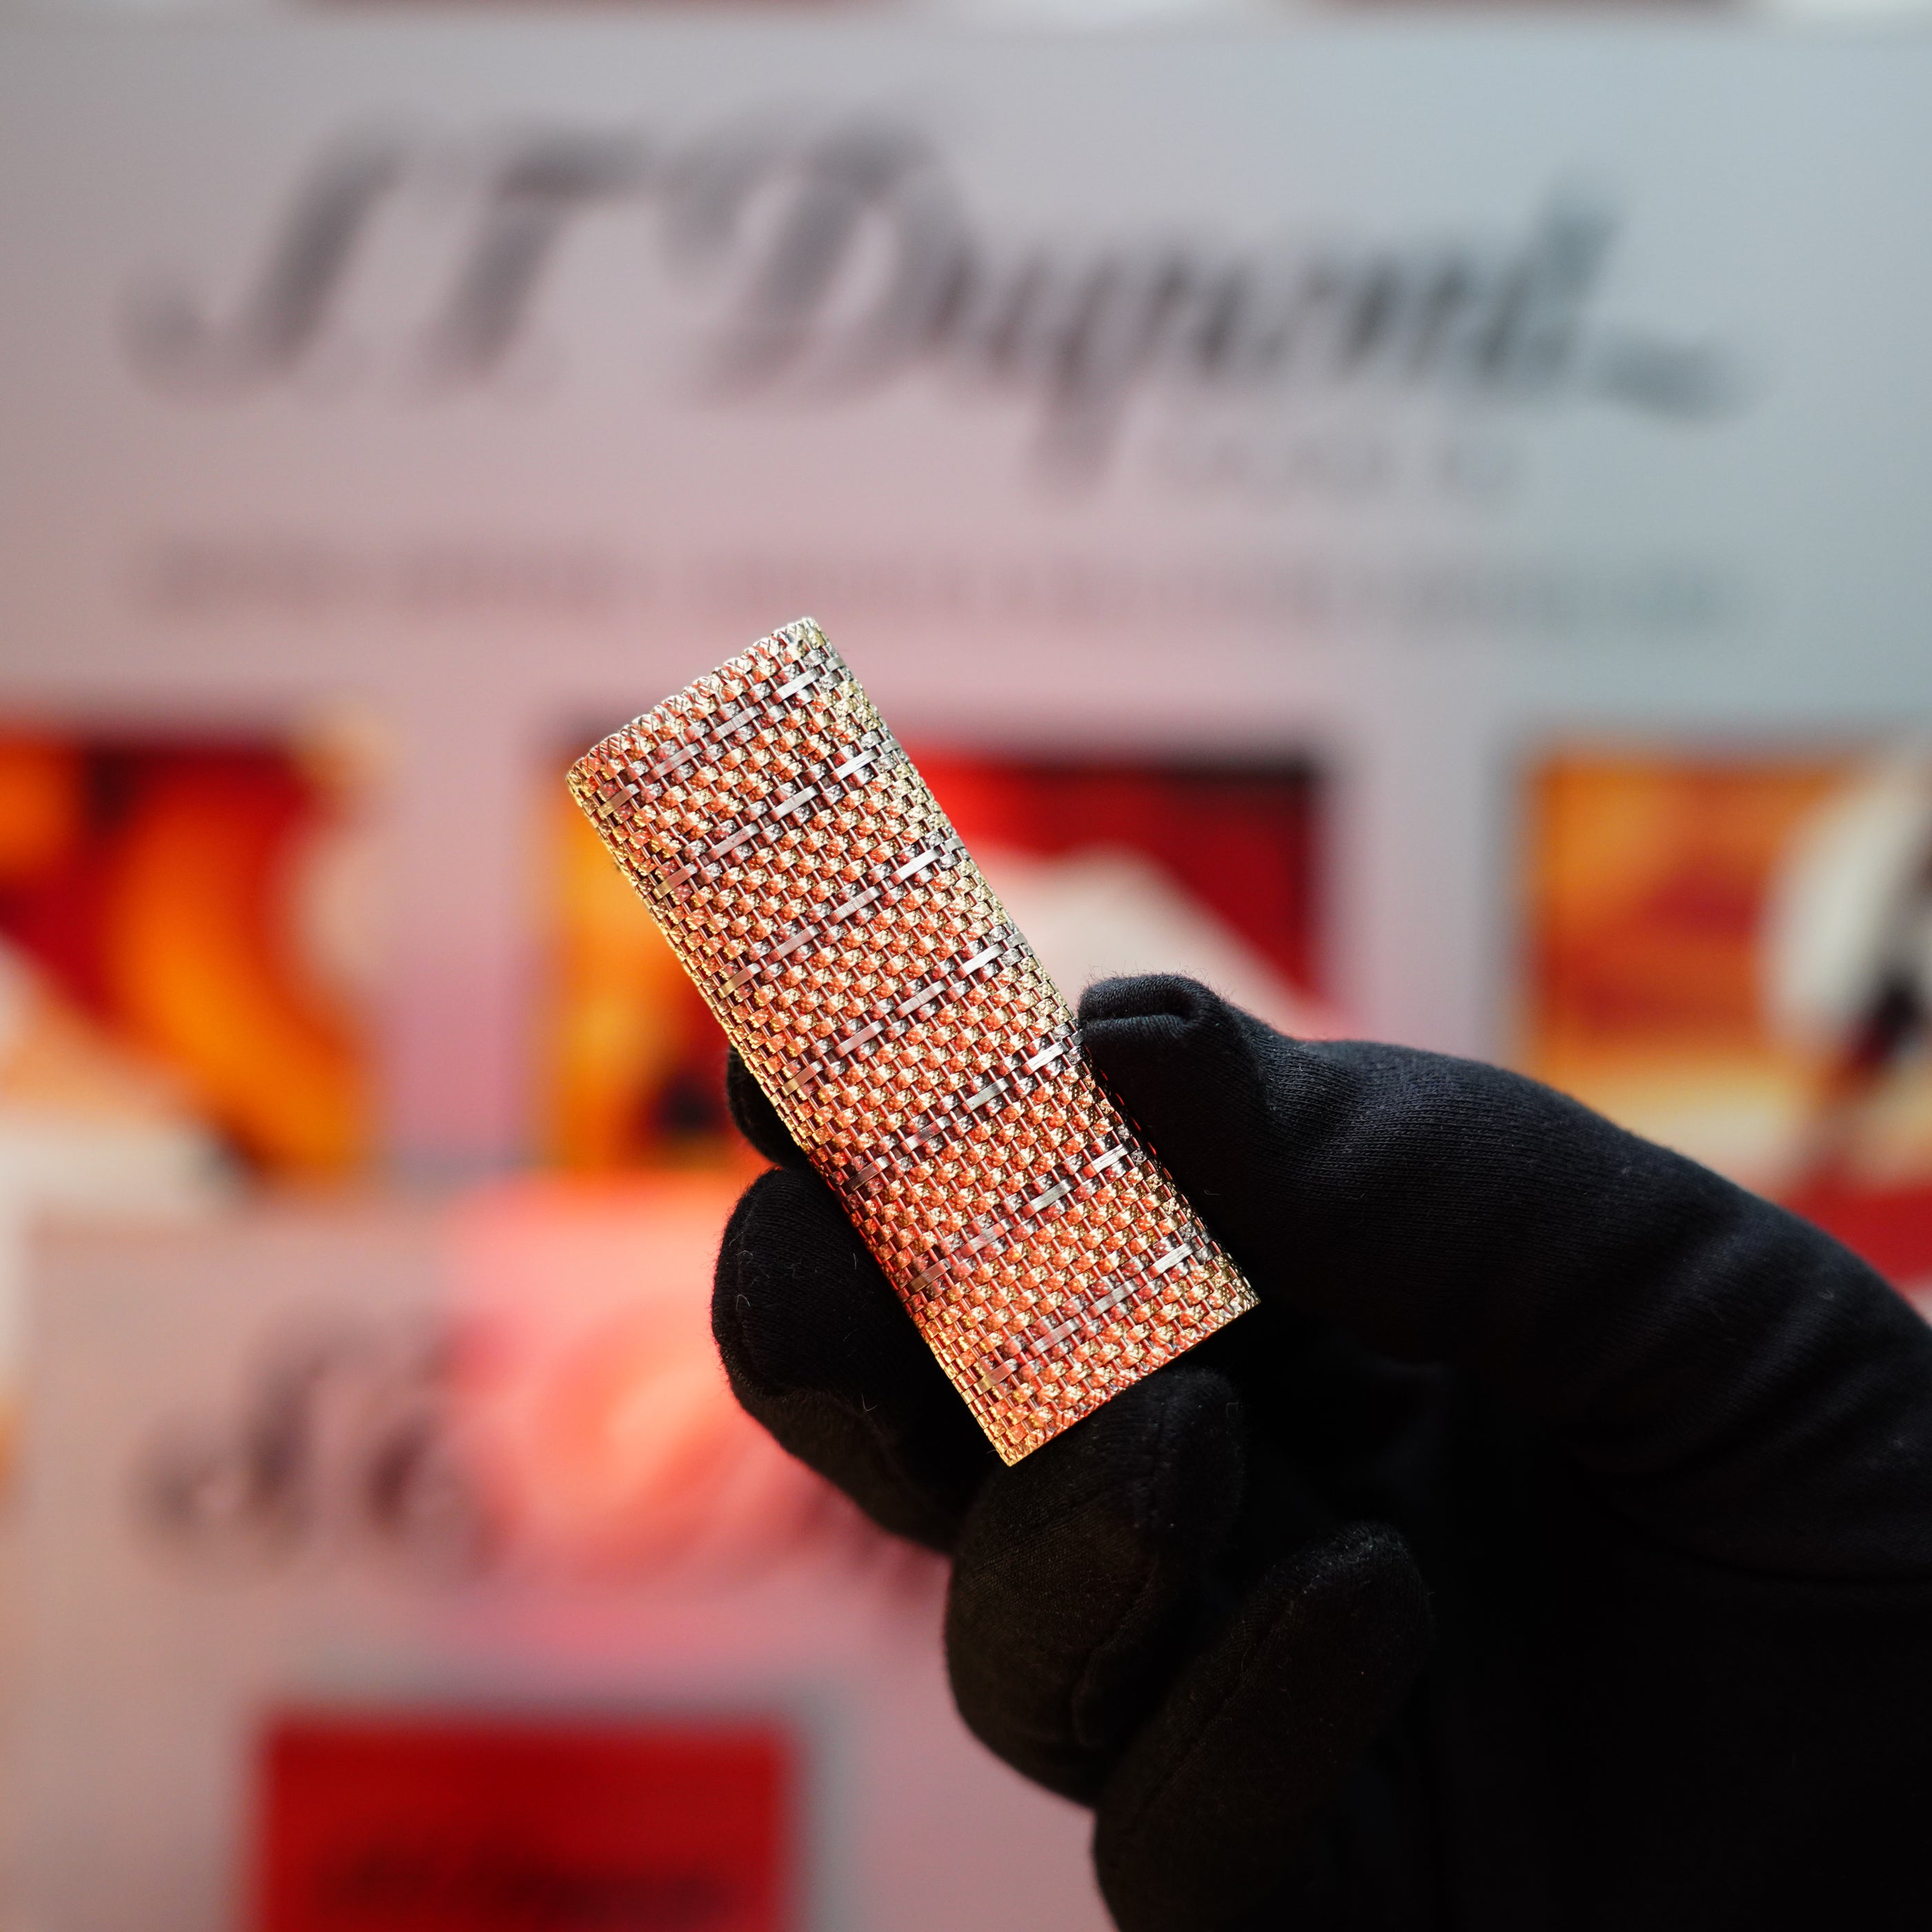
(545, 746, 1330, 1172)
(1524, 749, 1932, 1302)
(0, 731, 372, 1178)
(254, 1715, 792, 1932)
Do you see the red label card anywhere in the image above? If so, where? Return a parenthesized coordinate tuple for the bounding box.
(253, 1715, 792, 1932)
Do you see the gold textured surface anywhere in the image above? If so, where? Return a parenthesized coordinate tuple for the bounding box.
(568, 619, 1256, 1463)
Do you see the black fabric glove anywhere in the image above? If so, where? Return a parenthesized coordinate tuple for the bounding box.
(713, 975, 1932, 1931)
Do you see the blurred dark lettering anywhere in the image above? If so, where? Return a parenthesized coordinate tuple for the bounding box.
(134, 1319, 497, 1579)
(669, 120, 969, 390)
(424, 134, 653, 382)
(124, 116, 1745, 472)
(125, 135, 407, 393)
(320, 1843, 731, 1928)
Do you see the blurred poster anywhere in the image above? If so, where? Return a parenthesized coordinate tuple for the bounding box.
(254, 1716, 792, 1932)
(1524, 749, 1932, 1297)
(546, 750, 1332, 1170)
(548, 785, 743, 1171)
(0, 729, 374, 1179)
(19, 1196, 1104, 1932)
(128, 1179, 854, 1584)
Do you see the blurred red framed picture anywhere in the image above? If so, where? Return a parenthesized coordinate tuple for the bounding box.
(1524, 748, 1932, 1301)
(0, 727, 374, 1181)
(545, 745, 1334, 1170)
(253, 1715, 793, 1932)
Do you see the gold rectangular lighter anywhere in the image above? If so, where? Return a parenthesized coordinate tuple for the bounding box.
(568, 619, 1256, 1463)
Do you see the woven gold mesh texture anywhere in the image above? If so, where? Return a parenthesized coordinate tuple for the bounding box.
(568, 619, 1257, 1463)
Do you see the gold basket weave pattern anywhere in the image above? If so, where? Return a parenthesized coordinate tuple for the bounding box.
(569, 619, 1256, 1463)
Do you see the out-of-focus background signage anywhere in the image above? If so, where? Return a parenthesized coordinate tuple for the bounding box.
(3, 14, 1932, 1932)
(6, 19, 1929, 1168)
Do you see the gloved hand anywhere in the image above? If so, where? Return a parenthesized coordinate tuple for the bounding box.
(712, 975, 1932, 1931)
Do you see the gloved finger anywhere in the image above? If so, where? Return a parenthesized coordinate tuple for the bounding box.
(1092, 1523, 1431, 1932)
(1080, 974, 1932, 1578)
(726, 1047, 812, 1169)
(713, 1165, 994, 1550)
(944, 1367, 1245, 1802)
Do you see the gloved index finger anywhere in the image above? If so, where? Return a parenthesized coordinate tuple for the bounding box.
(727, 1047, 813, 1169)
(713, 1162, 994, 1550)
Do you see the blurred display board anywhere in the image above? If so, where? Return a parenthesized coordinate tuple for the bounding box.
(549, 747, 1330, 1167)
(13, 1187, 1107, 1932)
(1525, 747, 1932, 1302)
(3, 19, 1931, 1165)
